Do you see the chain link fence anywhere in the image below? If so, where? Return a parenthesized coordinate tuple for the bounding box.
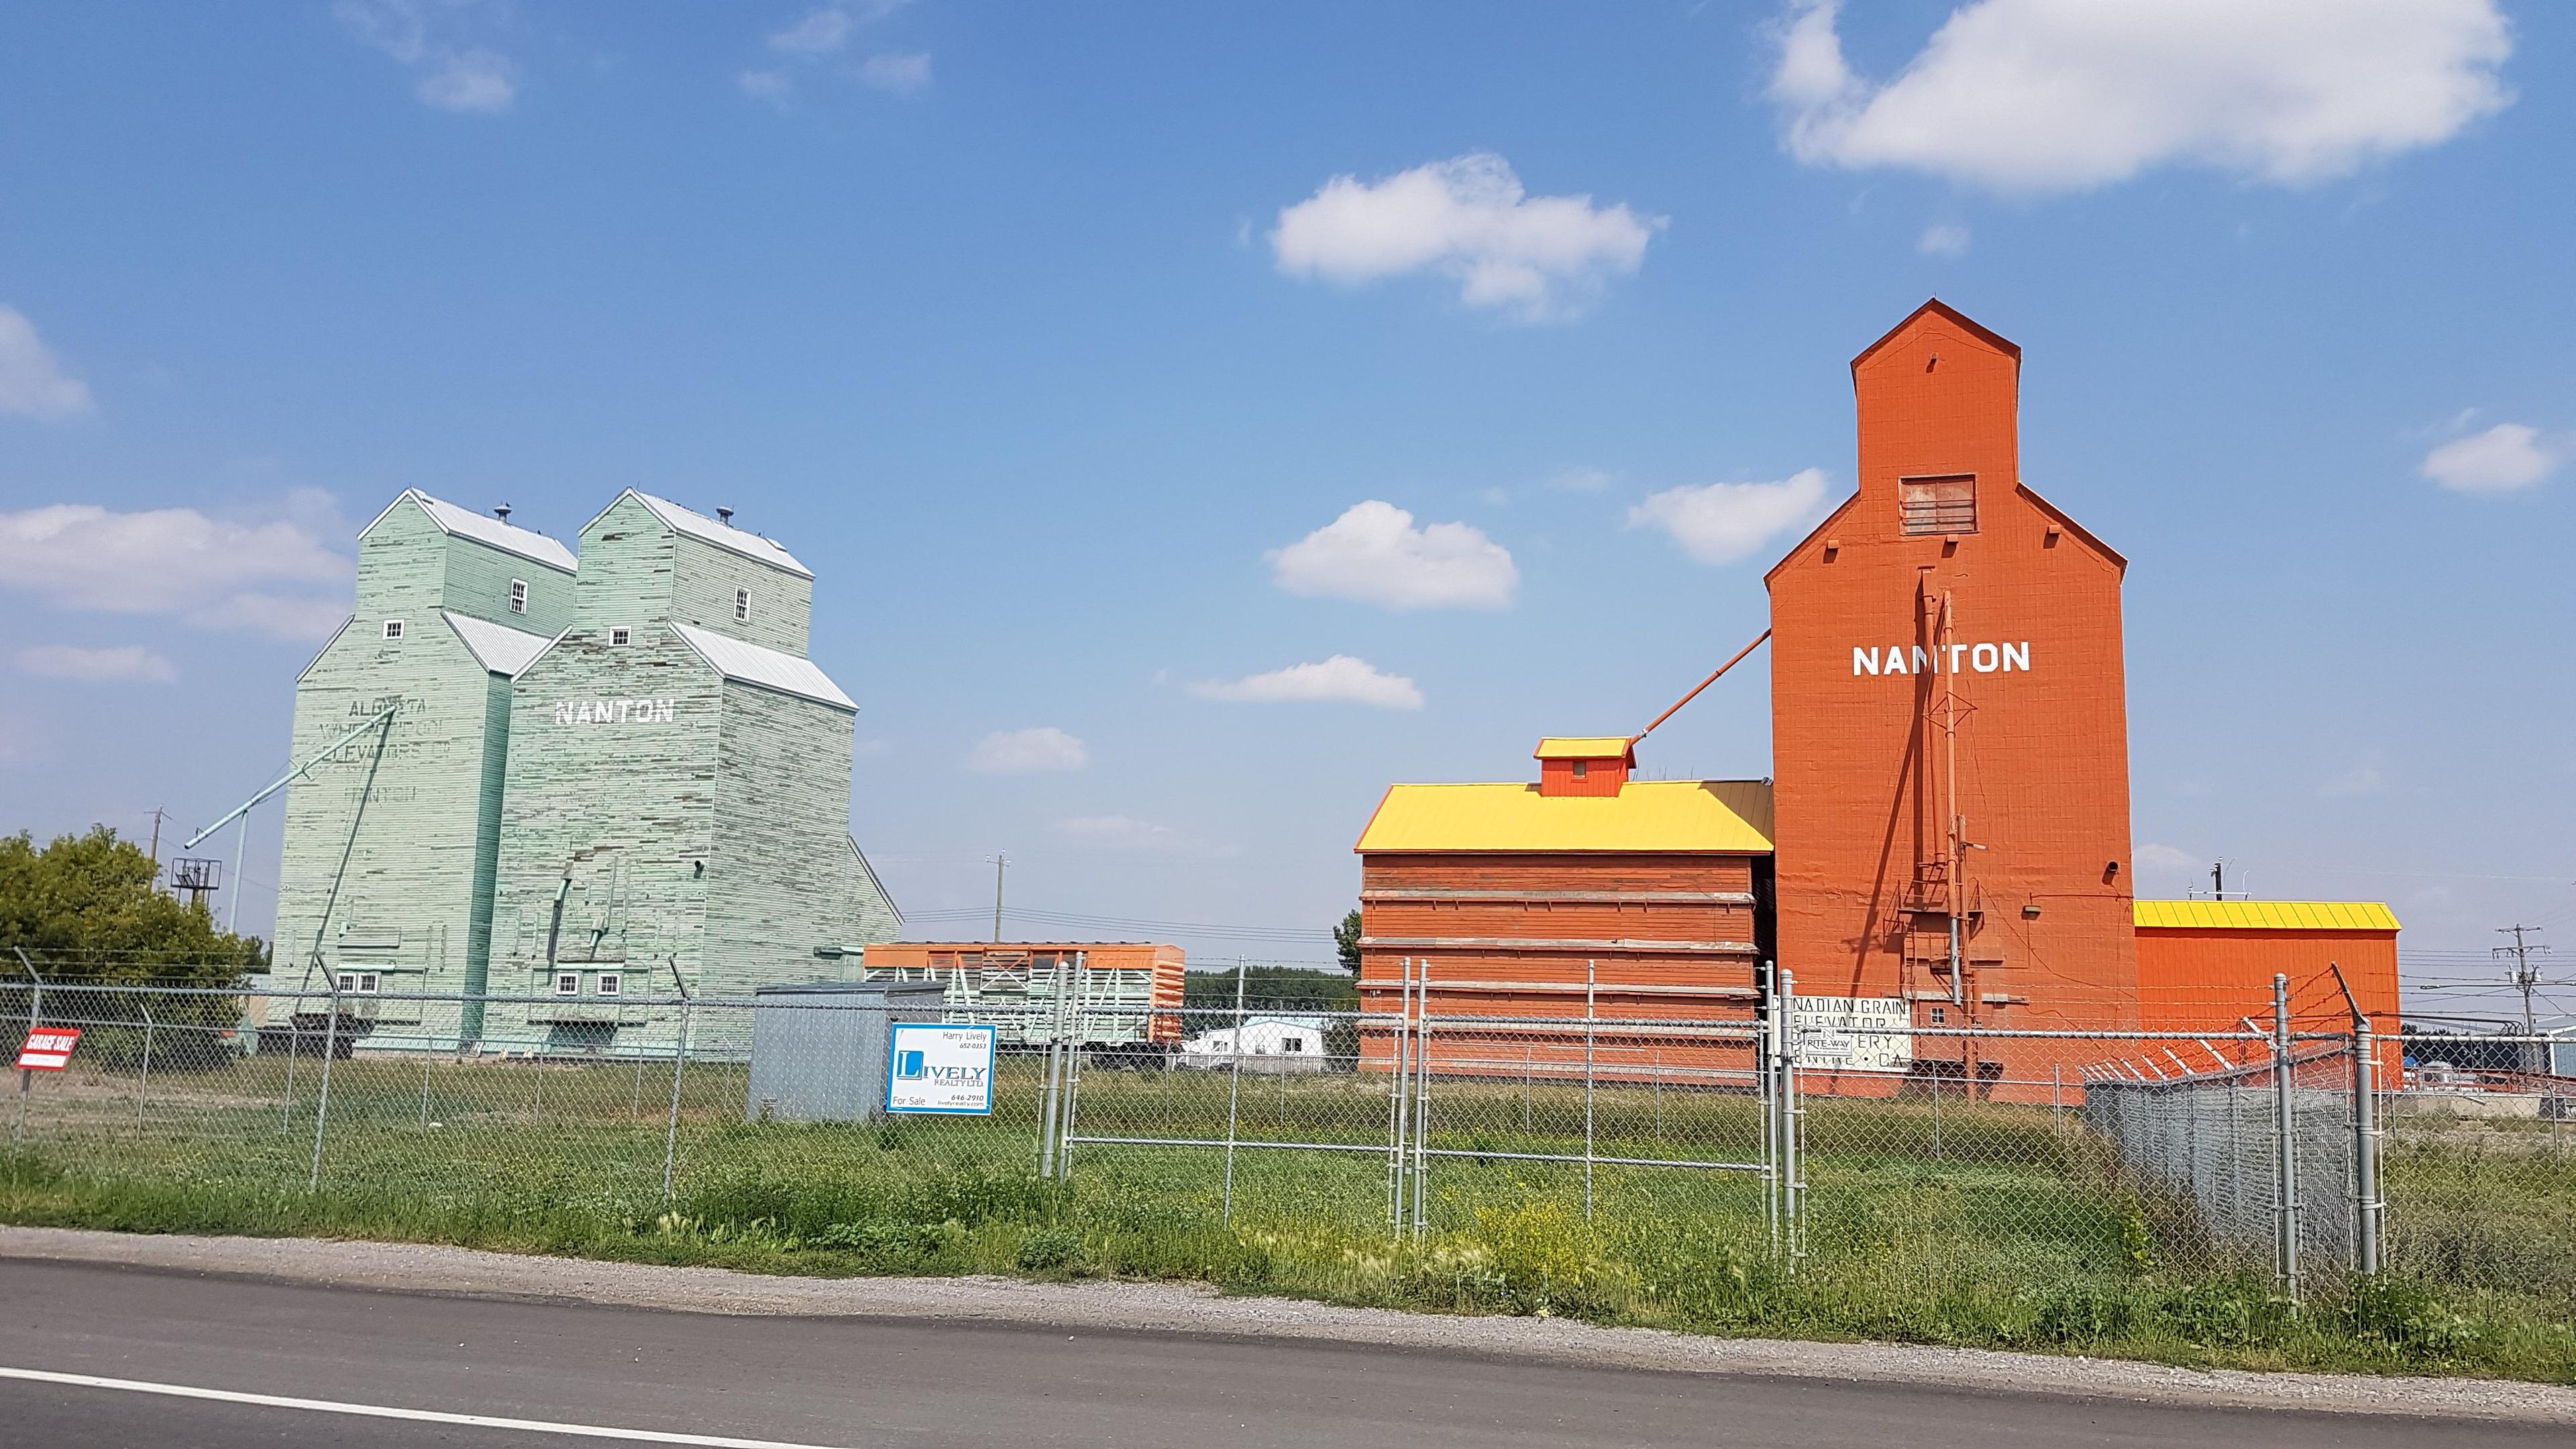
(1, 965, 2569, 1342)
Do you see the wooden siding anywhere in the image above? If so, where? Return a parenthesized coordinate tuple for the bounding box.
(486, 625, 723, 1049)
(580, 494, 812, 658)
(274, 584, 507, 1048)
(1538, 757, 1626, 796)
(1355, 849, 1764, 1069)
(673, 532, 811, 656)
(706, 677, 867, 996)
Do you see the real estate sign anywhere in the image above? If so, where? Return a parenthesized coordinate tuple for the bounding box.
(885, 1023, 996, 1115)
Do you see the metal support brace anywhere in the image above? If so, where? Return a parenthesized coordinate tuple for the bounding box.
(2272, 973, 2300, 1302)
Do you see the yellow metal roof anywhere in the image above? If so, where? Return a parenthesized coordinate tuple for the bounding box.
(1534, 737, 1636, 759)
(2133, 900, 2400, 932)
(1356, 780, 1773, 854)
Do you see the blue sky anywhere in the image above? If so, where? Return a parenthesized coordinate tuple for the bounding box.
(3, 3, 2570, 1014)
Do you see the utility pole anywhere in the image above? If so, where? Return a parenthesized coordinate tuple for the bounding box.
(989, 853, 1008, 943)
(2210, 859, 2225, 900)
(2496, 926, 2551, 1074)
(146, 807, 167, 883)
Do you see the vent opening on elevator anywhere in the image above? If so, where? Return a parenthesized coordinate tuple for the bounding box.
(1900, 474, 1978, 535)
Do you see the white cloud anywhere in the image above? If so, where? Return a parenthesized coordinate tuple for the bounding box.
(769, 1, 907, 54)
(1546, 467, 1614, 493)
(335, 1, 517, 115)
(14, 645, 177, 684)
(0, 307, 94, 420)
(1056, 814, 1179, 849)
(1768, 0, 2513, 192)
(1191, 656, 1425, 710)
(1271, 153, 1664, 321)
(859, 52, 931, 93)
(2133, 842, 2203, 879)
(416, 50, 515, 113)
(2422, 422, 2556, 494)
(0, 500, 354, 641)
(1268, 501, 1517, 610)
(1917, 224, 1971, 257)
(739, 68, 793, 101)
(771, 7, 859, 54)
(968, 727, 1089, 773)
(1628, 468, 1831, 565)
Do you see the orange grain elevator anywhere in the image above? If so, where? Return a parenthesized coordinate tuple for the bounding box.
(1767, 301, 2140, 1089)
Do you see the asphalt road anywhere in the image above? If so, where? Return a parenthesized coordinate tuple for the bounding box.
(0, 1258, 2553, 1448)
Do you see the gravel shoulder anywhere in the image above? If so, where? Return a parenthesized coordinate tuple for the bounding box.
(1, 1225, 2567, 1424)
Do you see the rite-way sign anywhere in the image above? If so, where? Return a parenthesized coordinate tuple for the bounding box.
(16, 1027, 80, 1071)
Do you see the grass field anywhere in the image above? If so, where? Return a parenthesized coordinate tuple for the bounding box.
(1, 1047, 2569, 1382)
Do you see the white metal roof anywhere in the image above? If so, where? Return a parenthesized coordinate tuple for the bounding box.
(671, 622, 853, 710)
(443, 611, 557, 678)
(606, 490, 812, 579)
(360, 490, 578, 574)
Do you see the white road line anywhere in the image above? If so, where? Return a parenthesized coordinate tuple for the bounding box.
(0, 1365, 859, 1448)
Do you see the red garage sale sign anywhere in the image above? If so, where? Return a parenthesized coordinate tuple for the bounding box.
(16, 1027, 79, 1071)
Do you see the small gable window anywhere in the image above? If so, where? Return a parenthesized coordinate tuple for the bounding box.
(509, 579, 528, 614)
(609, 627, 632, 647)
(381, 619, 405, 641)
(1899, 474, 1978, 536)
(734, 588, 751, 623)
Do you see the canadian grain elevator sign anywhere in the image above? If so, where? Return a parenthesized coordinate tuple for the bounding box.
(885, 1023, 996, 1115)
(1790, 997, 1912, 1073)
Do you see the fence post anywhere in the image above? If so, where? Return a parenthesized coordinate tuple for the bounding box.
(1058, 953, 1087, 1184)
(136, 1000, 154, 1128)
(661, 963, 691, 1202)
(2353, 1016, 2380, 1275)
(1782, 965, 1803, 1267)
(1407, 959, 1432, 1240)
(307, 973, 343, 1192)
(1582, 958, 1596, 1224)
(1222, 957, 1246, 1223)
(1386, 957, 1412, 1234)
(1760, 961, 1777, 1255)
(2271, 972, 2299, 1302)
(14, 951, 44, 1149)
(421, 1049, 434, 1132)
(1036, 958, 1065, 1180)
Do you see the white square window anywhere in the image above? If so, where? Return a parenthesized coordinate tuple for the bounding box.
(596, 971, 621, 997)
(553, 971, 581, 996)
(509, 580, 528, 614)
(733, 588, 751, 623)
(336, 972, 380, 994)
(609, 627, 632, 646)
(382, 619, 405, 640)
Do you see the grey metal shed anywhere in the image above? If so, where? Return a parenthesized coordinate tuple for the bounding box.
(745, 979, 950, 1122)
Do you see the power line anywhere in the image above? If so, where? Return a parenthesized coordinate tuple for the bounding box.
(2497, 924, 2553, 1068)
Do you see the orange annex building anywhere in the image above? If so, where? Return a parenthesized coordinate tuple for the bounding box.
(1354, 301, 2401, 1099)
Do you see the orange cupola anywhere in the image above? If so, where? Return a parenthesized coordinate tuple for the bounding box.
(1533, 737, 1634, 797)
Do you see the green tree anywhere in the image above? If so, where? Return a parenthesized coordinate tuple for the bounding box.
(0, 826, 266, 985)
(1334, 908, 1362, 975)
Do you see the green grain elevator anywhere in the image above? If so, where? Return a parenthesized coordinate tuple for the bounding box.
(271, 488, 900, 1055)
(482, 490, 898, 1054)
(272, 491, 577, 1047)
